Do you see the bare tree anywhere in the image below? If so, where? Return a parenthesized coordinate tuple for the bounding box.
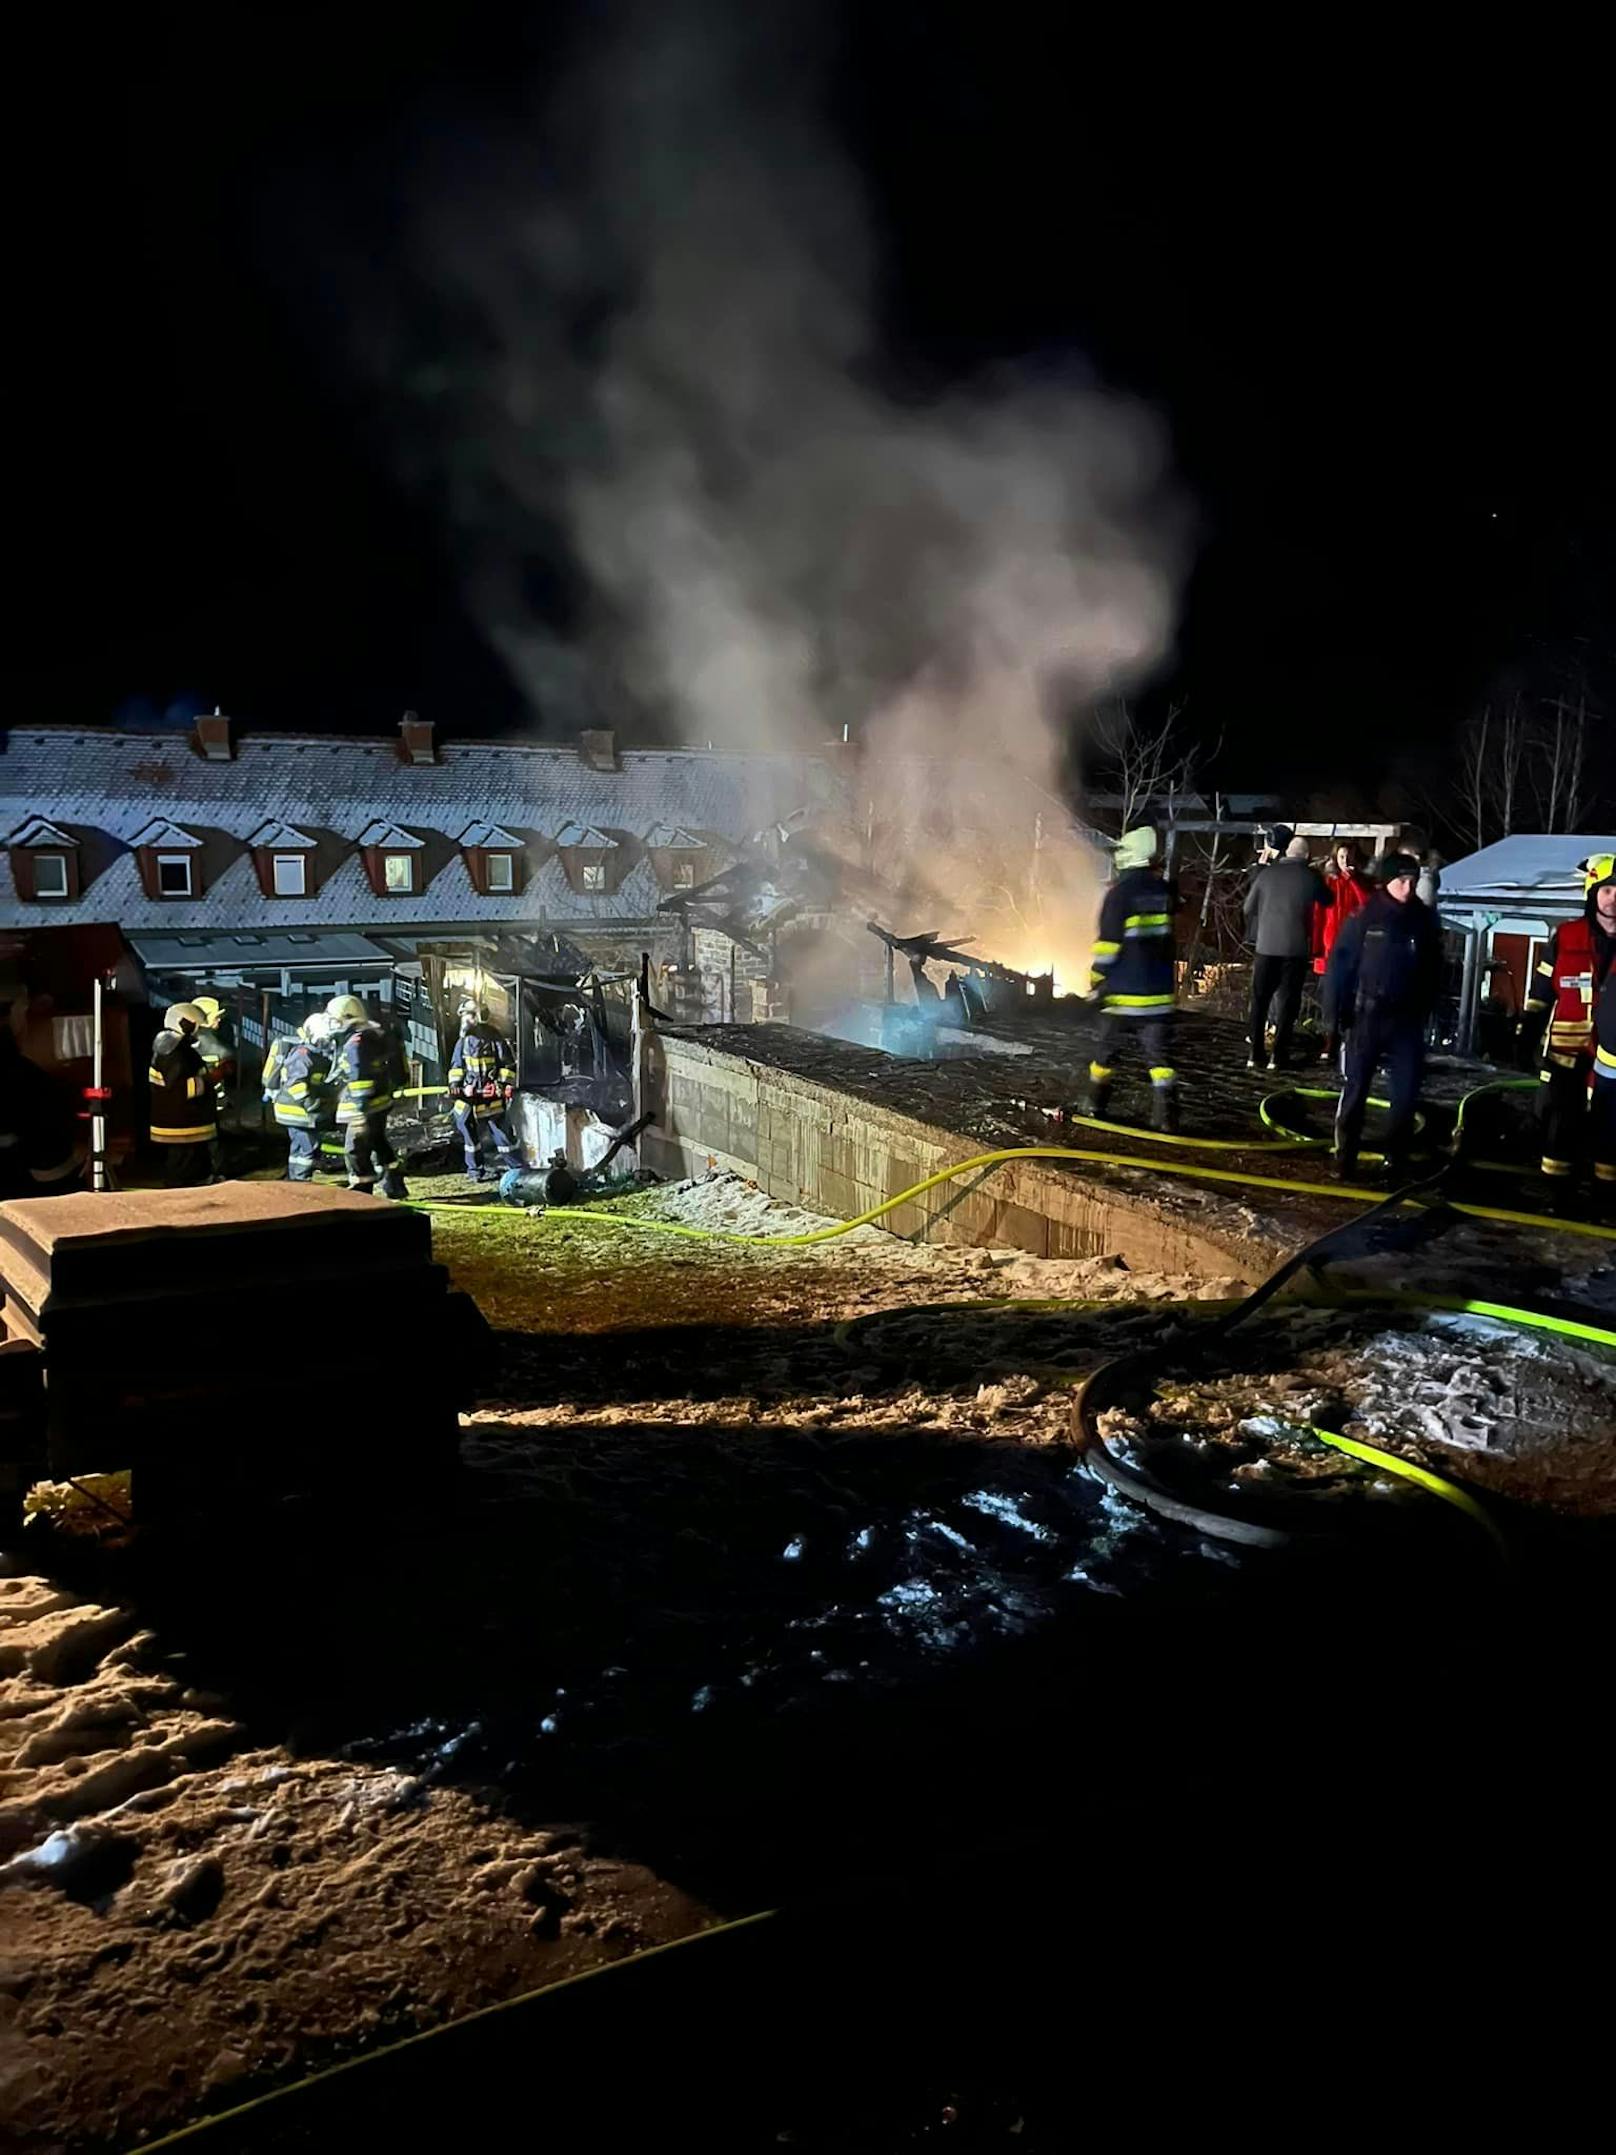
(1087, 698, 1200, 835)
(1455, 696, 1526, 850)
(1531, 692, 1588, 832)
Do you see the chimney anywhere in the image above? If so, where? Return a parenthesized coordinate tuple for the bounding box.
(578, 727, 619, 772)
(192, 708, 233, 762)
(399, 711, 437, 766)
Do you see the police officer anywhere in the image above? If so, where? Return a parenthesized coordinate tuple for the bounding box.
(446, 995, 518, 1181)
(1521, 854, 1616, 1183)
(1324, 852, 1441, 1180)
(326, 994, 408, 1199)
(1082, 825, 1179, 1132)
(148, 1002, 220, 1186)
(272, 1011, 335, 1182)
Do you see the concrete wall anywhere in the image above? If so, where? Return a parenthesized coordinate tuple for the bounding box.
(641, 1030, 1284, 1282)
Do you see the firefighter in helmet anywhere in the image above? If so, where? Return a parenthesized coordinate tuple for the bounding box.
(1082, 825, 1179, 1132)
(1521, 854, 1616, 1183)
(446, 994, 518, 1181)
(326, 993, 408, 1199)
(148, 1002, 220, 1185)
(272, 1010, 335, 1182)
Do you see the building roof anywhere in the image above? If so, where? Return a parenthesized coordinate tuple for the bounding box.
(1438, 833, 1616, 915)
(0, 729, 842, 932)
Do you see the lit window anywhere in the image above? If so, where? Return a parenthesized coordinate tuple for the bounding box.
(157, 854, 193, 897)
(581, 862, 606, 892)
(672, 860, 696, 890)
(272, 854, 307, 896)
(384, 852, 414, 893)
(485, 852, 514, 893)
(33, 852, 69, 898)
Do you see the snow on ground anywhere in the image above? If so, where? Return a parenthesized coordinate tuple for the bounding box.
(11, 1169, 1616, 2148)
(0, 1572, 705, 2150)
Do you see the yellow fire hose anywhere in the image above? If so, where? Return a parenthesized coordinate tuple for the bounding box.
(413, 1133, 1616, 1246)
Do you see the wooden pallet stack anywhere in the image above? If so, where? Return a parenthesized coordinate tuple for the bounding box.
(0, 1184, 479, 1526)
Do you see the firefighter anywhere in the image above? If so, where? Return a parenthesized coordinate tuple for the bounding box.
(191, 995, 234, 1179)
(1521, 854, 1616, 1182)
(272, 1011, 334, 1182)
(446, 996, 519, 1182)
(1324, 852, 1441, 1180)
(326, 994, 408, 1199)
(1082, 825, 1178, 1132)
(148, 1002, 220, 1186)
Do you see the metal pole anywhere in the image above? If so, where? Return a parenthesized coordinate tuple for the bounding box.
(1457, 918, 1481, 1055)
(90, 974, 108, 1192)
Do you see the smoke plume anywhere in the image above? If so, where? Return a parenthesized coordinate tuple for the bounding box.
(362, 1, 1185, 979)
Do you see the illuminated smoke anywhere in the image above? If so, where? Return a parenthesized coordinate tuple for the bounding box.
(352, 0, 1185, 974)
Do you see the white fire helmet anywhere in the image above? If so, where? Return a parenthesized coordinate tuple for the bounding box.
(325, 994, 367, 1028)
(300, 1011, 334, 1045)
(164, 1002, 205, 1034)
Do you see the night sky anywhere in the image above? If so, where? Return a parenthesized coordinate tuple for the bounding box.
(11, 6, 1612, 818)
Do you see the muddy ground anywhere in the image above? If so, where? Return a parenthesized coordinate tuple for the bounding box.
(5, 1170, 1616, 2148)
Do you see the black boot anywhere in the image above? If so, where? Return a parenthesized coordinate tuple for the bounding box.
(1150, 1086, 1178, 1134)
(1082, 1073, 1113, 1121)
(1333, 1148, 1360, 1183)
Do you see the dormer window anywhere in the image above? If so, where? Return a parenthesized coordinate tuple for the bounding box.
(555, 820, 620, 897)
(6, 817, 80, 902)
(646, 823, 708, 896)
(248, 820, 318, 900)
(131, 817, 205, 902)
(357, 821, 424, 899)
(457, 822, 524, 898)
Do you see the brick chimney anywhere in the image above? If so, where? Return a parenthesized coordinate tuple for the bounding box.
(399, 711, 437, 765)
(578, 727, 619, 772)
(192, 708, 233, 762)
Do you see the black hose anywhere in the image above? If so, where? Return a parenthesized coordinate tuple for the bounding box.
(1070, 1162, 1457, 1547)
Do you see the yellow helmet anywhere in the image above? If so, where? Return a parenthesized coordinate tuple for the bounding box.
(1585, 854, 1616, 895)
(163, 1002, 205, 1033)
(193, 995, 224, 1028)
(325, 994, 367, 1028)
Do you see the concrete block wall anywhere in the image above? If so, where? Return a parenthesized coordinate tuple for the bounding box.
(644, 1032, 1283, 1282)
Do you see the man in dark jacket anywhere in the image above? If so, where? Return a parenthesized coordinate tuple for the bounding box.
(1324, 852, 1443, 1180)
(1083, 825, 1179, 1131)
(1243, 837, 1330, 1072)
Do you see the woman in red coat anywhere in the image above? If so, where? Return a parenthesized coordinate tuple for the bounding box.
(1313, 843, 1372, 975)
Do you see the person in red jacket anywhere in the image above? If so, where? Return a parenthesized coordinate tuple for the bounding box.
(1522, 854, 1616, 1181)
(1313, 843, 1372, 977)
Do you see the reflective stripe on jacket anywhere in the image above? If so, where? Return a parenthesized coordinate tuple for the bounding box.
(273, 1041, 333, 1129)
(1526, 915, 1616, 1063)
(1089, 866, 1176, 1013)
(149, 1030, 217, 1143)
(332, 1024, 394, 1124)
(447, 1028, 517, 1117)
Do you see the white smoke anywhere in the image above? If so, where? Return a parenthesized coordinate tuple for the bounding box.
(374, 0, 1185, 981)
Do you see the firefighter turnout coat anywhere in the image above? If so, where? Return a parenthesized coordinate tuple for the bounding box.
(1088, 866, 1176, 1015)
(448, 1025, 517, 1120)
(1525, 913, 1616, 1068)
(148, 1030, 217, 1145)
(331, 1023, 396, 1125)
(273, 1038, 333, 1129)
